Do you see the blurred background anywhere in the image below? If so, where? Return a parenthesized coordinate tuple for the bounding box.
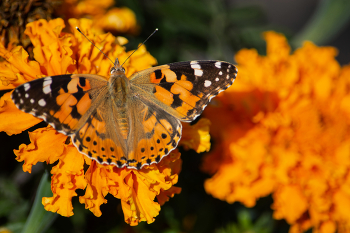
(1, 0, 350, 232)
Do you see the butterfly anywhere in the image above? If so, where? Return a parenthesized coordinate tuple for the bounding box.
(11, 59, 237, 169)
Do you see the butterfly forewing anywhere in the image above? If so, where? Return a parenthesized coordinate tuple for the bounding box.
(130, 60, 237, 122)
(11, 74, 108, 134)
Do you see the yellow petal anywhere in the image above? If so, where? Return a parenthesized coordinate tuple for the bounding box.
(25, 19, 75, 76)
(0, 92, 42, 135)
(79, 162, 109, 217)
(14, 126, 67, 173)
(0, 46, 42, 82)
(181, 118, 211, 153)
(93, 7, 139, 34)
(43, 144, 87, 217)
(272, 185, 308, 223)
(157, 186, 182, 206)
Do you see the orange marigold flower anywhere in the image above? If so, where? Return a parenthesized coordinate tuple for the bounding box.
(180, 118, 211, 153)
(57, 0, 139, 34)
(202, 31, 350, 233)
(0, 18, 211, 225)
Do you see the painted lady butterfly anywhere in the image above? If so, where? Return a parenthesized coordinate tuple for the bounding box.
(11, 59, 237, 169)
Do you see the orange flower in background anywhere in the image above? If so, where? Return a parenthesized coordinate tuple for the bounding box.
(57, 0, 139, 34)
(0, 18, 210, 225)
(202, 31, 350, 233)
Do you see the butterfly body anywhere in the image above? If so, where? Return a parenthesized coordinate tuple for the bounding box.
(12, 60, 237, 169)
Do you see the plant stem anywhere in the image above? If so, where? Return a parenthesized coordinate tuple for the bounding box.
(21, 171, 57, 233)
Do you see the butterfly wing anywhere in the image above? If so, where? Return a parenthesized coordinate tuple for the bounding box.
(130, 60, 237, 122)
(11, 74, 108, 134)
(12, 74, 131, 167)
(124, 93, 182, 169)
(71, 82, 182, 169)
(11, 60, 237, 170)
(71, 94, 129, 167)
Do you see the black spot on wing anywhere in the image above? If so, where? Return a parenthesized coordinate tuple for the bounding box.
(170, 93, 183, 108)
(79, 77, 86, 87)
(154, 69, 162, 80)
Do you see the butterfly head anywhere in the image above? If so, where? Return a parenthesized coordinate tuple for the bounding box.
(110, 58, 125, 75)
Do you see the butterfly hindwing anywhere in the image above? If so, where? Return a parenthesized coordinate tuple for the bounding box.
(71, 97, 128, 167)
(130, 60, 237, 122)
(125, 93, 182, 169)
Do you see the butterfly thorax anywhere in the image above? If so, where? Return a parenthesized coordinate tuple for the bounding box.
(107, 66, 132, 140)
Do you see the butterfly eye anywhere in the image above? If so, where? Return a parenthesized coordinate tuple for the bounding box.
(110, 63, 125, 74)
(110, 67, 117, 74)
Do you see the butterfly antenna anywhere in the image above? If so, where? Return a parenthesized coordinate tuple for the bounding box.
(121, 28, 158, 66)
(76, 27, 115, 65)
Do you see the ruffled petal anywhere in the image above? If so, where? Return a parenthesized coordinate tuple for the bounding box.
(14, 126, 67, 173)
(78, 162, 109, 217)
(0, 61, 27, 90)
(181, 118, 211, 153)
(203, 31, 350, 232)
(80, 150, 182, 225)
(0, 92, 42, 135)
(42, 144, 87, 217)
(157, 187, 182, 206)
(25, 18, 75, 76)
(93, 7, 139, 34)
(0, 45, 42, 84)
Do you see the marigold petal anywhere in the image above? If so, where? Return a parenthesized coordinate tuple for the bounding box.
(0, 92, 42, 135)
(25, 18, 65, 47)
(74, 0, 114, 16)
(157, 186, 182, 206)
(0, 46, 42, 82)
(181, 118, 211, 153)
(0, 61, 27, 90)
(79, 162, 109, 217)
(272, 185, 308, 223)
(93, 7, 139, 34)
(263, 31, 291, 60)
(76, 151, 181, 225)
(43, 144, 87, 217)
(14, 126, 67, 173)
(203, 31, 350, 232)
(25, 19, 75, 76)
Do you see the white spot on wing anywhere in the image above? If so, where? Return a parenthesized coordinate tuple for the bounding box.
(25, 93, 29, 98)
(219, 71, 223, 75)
(204, 80, 212, 87)
(215, 77, 219, 81)
(191, 63, 201, 70)
(226, 74, 230, 79)
(38, 99, 46, 106)
(215, 62, 221, 68)
(195, 69, 203, 76)
(30, 99, 34, 104)
(20, 99, 23, 104)
(43, 77, 52, 94)
(24, 83, 30, 91)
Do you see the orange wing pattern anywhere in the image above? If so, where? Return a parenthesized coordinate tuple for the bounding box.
(130, 61, 237, 122)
